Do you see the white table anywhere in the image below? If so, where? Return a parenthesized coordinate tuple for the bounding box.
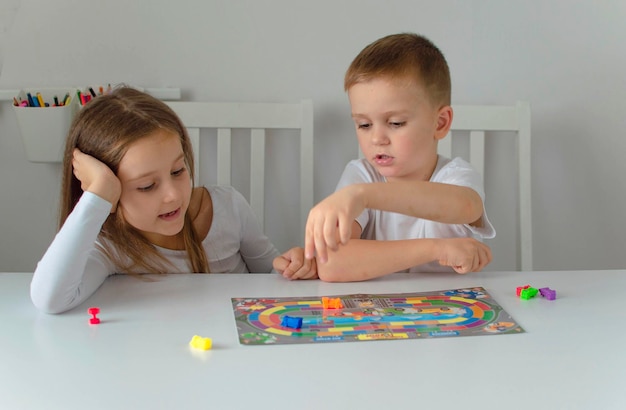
(1, 270, 625, 410)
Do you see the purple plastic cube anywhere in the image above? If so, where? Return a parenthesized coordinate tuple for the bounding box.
(539, 287, 556, 300)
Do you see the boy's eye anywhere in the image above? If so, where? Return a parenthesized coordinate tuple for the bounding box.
(137, 183, 155, 192)
(390, 121, 406, 127)
(357, 123, 371, 129)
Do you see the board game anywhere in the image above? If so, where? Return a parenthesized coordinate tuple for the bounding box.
(232, 287, 524, 345)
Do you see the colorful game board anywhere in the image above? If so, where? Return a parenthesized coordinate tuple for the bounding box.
(232, 287, 524, 345)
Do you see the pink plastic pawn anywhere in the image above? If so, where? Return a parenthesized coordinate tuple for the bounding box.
(88, 307, 101, 324)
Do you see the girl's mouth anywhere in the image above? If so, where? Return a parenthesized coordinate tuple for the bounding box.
(159, 208, 180, 220)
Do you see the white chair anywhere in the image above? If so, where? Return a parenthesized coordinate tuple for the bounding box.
(438, 101, 532, 270)
(166, 100, 314, 241)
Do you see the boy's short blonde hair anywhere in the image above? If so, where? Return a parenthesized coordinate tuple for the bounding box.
(344, 33, 451, 107)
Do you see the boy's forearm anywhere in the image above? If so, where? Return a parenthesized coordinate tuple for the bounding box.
(317, 238, 438, 282)
(359, 182, 483, 224)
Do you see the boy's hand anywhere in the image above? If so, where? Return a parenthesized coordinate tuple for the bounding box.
(273, 247, 318, 280)
(72, 148, 121, 213)
(435, 238, 492, 274)
(305, 185, 366, 263)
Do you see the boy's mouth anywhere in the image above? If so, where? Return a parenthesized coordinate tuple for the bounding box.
(374, 154, 394, 166)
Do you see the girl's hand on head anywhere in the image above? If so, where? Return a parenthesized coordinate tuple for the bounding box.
(72, 148, 122, 213)
(435, 238, 493, 274)
(304, 184, 365, 263)
(273, 248, 318, 280)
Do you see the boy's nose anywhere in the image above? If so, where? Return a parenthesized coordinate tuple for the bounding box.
(371, 126, 389, 145)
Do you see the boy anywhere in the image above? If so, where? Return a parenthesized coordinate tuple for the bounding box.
(300, 33, 495, 281)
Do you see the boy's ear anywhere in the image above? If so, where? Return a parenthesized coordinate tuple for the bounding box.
(434, 105, 453, 140)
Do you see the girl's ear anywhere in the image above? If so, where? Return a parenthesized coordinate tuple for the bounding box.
(434, 105, 453, 140)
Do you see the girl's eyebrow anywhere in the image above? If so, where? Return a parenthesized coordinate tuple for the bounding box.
(124, 153, 185, 182)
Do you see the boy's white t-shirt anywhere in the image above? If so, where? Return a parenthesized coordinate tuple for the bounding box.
(30, 185, 279, 313)
(335, 156, 496, 273)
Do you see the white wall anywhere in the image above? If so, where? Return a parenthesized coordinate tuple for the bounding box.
(1, 0, 625, 272)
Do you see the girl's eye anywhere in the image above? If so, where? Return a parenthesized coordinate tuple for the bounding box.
(137, 183, 155, 192)
(172, 167, 186, 176)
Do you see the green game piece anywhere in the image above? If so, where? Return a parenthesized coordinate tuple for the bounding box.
(520, 287, 538, 300)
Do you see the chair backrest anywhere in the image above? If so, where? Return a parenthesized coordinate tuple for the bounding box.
(166, 100, 314, 241)
(438, 101, 532, 270)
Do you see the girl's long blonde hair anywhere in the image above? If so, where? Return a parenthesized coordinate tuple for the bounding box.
(59, 86, 209, 273)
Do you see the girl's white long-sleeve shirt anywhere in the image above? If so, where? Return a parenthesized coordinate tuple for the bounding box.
(30, 185, 279, 314)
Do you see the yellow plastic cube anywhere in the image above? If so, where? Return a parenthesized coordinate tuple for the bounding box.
(189, 335, 212, 350)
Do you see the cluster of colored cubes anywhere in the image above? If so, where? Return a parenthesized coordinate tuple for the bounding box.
(516, 285, 556, 300)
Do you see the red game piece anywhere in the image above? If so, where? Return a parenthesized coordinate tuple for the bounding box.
(88, 307, 101, 324)
(515, 285, 530, 297)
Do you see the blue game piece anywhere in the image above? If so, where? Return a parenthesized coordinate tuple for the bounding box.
(281, 315, 303, 329)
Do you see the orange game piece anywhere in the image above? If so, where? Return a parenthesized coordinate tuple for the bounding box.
(322, 297, 343, 309)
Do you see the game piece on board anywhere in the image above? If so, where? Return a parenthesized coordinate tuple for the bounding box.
(322, 296, 329, 309)
(520, 287, 539, 300)
(539, 287, 557, 300)
(516, 285, 530, 297)
(322, 296, 343, 309)
(329, 298, 343, 309)
(87, 307, 100, 324)
(189, 335, 212, 350)
(281, 315, 303, 329)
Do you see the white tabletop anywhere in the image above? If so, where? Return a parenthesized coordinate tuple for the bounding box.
(1, 270, 625, 410)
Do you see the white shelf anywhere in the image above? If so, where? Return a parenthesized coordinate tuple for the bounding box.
(0, 87, 181, 102)
(2, 86, 181, 163)
(0, 89, 20, 102)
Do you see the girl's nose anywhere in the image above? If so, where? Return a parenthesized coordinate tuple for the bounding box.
(162, 181, 180, 203)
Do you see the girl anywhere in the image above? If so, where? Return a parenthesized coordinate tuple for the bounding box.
(31, 87, 315, 314)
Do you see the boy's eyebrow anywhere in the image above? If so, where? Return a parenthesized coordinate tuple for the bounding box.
(352, 109, 410, 118)
(124, 153, 185, 182)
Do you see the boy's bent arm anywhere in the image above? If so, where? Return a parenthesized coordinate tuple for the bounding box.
(305, 182, 485, 262)
(317, 237, 491, 282)
(360, 181, 484, 225)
